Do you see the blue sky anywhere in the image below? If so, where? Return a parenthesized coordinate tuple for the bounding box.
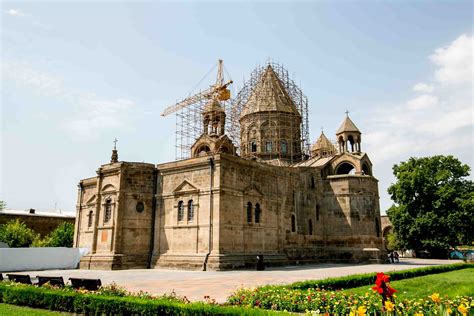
(1, 1, 472, 214)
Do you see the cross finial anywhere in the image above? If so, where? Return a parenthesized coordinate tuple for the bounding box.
(321, 126, 324, 134)
(345, 110, 350, 117)
(113, 138, 118, 150)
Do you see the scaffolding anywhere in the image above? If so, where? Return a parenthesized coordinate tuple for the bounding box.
(228, 62, 310, 160)
(174, 97, 233, 160)
(173, 61, 310, 161)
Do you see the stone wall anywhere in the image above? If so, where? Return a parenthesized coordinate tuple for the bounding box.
(76, 162, 156, 270)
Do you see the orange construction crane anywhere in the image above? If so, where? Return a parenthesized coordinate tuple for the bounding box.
(161, 59, 233, 117)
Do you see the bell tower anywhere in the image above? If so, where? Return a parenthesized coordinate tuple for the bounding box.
(336, 111, 361, 153)
(203, 99, 226, 136)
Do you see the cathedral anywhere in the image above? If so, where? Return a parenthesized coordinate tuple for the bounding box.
(74, 63, 385, 270)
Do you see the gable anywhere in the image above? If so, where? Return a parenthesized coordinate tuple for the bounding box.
(173, 180, 199, 196)
(243, 183, 264, 197)
(85, 194, 97, 205)
(102, 183, 117, 192)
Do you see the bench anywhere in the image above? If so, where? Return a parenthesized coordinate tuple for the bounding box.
(7, 274, 32, 284)
(69, 278, 102, 291)
(37, 276, 65, 287)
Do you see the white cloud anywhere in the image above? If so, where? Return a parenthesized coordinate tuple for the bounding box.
(429, 34, 473, 84)
(2, 61, 64, 97)
(413, 82, 434, 93)
(363, 33, 473, 166)
(67, 97, 135, 138)
(2, 60, 136, 139)
(406, 94, 438, 110)
(5, 9, 26, 17)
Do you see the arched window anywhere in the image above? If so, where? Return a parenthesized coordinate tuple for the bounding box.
(187, 200, 194, 221)
(250, 140, 257, 153)
(104, 199, 112, 223)
(246, 202, 252, 223)
(362, 163, 371, 176)
(308, 219, 313, 235)
(348, 135, 355, 152)
(177, 201, 184, 222)
(87, 210, 93, 228)
(265, 141, 272, 152)
(316, 204, 320, 221)
(291, 214, 296, 232)
(255, 203, 261, 223)
(281, 140, 287, 154)
(336, 162, 356, 175)
(375, 218, 380, 237)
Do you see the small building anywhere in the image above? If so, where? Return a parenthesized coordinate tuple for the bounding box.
(0, 209, 75, 237)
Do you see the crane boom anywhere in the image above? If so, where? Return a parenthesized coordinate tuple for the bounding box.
(161, 60, 232, 117)
(161, 87, 214, 117)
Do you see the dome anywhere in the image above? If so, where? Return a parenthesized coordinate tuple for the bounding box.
(240, 65, 300, 118)
(311, 132, 336, 152)
(336, 115, 360, 135)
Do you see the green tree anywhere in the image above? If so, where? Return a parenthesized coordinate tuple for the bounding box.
(0, 219, 38, 247)
(0, 200, 6, 211)
(41, 222, 74, 247)
(387, 155, 473, 258)
(386, 232, 402, 252)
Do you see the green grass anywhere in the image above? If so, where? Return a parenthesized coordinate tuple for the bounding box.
(342, 268, 474, 299)
(0, 303, 71, 315)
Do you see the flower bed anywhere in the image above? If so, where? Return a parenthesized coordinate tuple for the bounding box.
(227, 286, 473, 315)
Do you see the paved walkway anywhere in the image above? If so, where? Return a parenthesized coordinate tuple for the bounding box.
(15, 259, 460, 303)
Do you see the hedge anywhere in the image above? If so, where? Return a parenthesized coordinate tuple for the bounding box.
(288, 262, 474, 290)
(0, 283, 286, 315)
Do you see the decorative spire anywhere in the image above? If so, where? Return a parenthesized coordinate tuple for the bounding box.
(111, 138, 118, 163)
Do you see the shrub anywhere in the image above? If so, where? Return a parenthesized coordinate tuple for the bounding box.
(40, 222, 74, 247)
(289, 262, 473, 290)
(0, 282, 283, 315)
(0, 219, 38, 247)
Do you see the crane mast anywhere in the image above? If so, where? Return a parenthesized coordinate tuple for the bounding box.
(161, 60, 233, 117)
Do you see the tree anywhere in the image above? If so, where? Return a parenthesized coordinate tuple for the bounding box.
(0, 200, 6, 211)
(0, 219, 38, 247)
(387, 155, 473, 258)
(386, 232, 402, 252)
(40, 222, 74, 247)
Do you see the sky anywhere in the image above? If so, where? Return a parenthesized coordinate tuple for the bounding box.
(1, 1, 472, 214)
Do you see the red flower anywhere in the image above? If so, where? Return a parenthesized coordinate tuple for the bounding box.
(372, 272, 397, 297)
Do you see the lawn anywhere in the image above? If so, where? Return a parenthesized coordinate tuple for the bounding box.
(342, 268, 474, 299)
(0, 303, 71, 315)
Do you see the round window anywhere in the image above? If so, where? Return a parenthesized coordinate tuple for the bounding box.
(136, 201, 145, 213)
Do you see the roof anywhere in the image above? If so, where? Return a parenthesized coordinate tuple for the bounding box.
(311, 132, 336, 152)
(0, 209, 75, 218)
(203, 98, 225, 113)
(336, 115, 361, 134)
(240, 65, 300, 118)
(292, 156, 334, 168)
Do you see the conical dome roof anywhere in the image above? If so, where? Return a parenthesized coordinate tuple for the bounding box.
(311, 132, 336, 152)
(203, 98, 225, 113)
(336, 115, 360, 135)
(240, 65, 300, 118)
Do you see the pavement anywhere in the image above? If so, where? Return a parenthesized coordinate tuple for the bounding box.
(10, 258, 461, 303)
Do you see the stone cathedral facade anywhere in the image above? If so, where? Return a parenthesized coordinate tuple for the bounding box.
(74, 65, 385, 270)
